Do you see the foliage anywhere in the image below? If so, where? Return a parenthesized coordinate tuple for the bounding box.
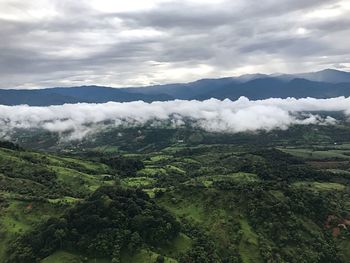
(100, 156, 144, 177)
(2, 122, 350, 263)
(6, 186, 180, 263)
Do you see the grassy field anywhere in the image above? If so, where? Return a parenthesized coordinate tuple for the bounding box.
(42, 240, 188, 263)
(137, 167, 167, 177)
(121, 249, 178, 263)
(293, 181, 346, 191)
(239, 219, 263, 263)
(159, 195, 206, 223)
(280, 147, 350, 160)
(189, 172, 259, 187)
(0, 200, 64, 262)
(42, 250, 116, 263)
(41, 251, 84, 263)
(51, 165, 112, 193)
(160, 233, 193, 258)
(122, 176, 156, 187)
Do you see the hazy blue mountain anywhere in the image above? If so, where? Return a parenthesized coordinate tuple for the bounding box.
(0, 89, 80, 106)
(125, 77, 237, 99)
(0, 86, 173, 106)
(196, 78, 350, 100)
(296, 69, 350, 83)
(46, 86, 173, 103)
(1, 69, 350, 105)
(235, 73, 270, 82)
(275, 69, 350, 83)
(127, 69, 350, 99)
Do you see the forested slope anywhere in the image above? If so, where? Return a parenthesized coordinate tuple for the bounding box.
(1, 138, 350, 263)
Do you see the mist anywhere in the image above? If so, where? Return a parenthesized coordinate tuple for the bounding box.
(0, 96, 349, 140)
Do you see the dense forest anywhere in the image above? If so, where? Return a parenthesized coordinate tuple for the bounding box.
(6, 186, 180, 263)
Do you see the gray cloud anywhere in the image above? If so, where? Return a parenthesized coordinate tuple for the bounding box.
(0, 0, 349, 88)
(0, 97, 348, 140)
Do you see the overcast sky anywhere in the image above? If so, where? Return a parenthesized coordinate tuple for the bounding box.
(0, 0, 350, 89)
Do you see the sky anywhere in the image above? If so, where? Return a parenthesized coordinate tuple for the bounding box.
(0, 0, 350, 89)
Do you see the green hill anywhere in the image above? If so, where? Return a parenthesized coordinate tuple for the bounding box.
(0, 138, 350, 263)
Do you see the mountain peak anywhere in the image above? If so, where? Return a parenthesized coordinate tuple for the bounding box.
(318, 68, 345, 73)
(295, 68, 350, 83)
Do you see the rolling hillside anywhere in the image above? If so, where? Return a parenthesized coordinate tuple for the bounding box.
(1, 125, 350, 263)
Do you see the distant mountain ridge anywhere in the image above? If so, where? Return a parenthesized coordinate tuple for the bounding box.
(1, 69, 350, 106)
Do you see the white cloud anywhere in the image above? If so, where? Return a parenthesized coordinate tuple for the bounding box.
(89, 0, 170, 13)
(296, 27, 309, 35)
(0, 97, 348, 140)
(0, 0, 349, 88)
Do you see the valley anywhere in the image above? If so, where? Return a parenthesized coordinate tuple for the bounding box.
(1, 124, 350, 262)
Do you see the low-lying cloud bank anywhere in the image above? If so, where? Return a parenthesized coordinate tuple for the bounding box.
(1, 96, 349, 140)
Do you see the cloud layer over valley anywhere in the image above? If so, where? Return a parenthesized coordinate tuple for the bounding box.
(0, 97, 349, 140)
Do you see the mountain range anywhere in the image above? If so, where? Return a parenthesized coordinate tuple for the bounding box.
(1, 69, 350, 106)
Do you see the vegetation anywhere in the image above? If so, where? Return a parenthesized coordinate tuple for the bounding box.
(1, 123, 350, 262)
(6, 186, 180, 263)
